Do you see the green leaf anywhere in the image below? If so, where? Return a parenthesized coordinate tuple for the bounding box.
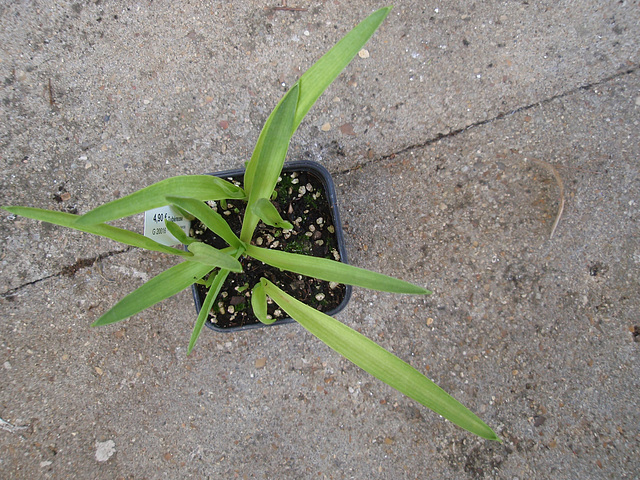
(251, 281, 274, 324)
(261, 279, 500, 441)
(2, 206, 189, 257)
(244, 7, 391, 200)
(165, 220, 194, 245)
(172, 205, 195, 221)
(242, 83, 298, 199)
(251, 198, 293, 230)
(246, 245, 430, 295)
(241, 83, 299, 242)
(92, 261, 213, 327)
(241, 7, 391, 241)
(76, 175, 246, 226)
(166, 196, 242, 249)
(187, 268, 231, 354)
(187, 243, 243, 271)
(291, 6, 391, 132)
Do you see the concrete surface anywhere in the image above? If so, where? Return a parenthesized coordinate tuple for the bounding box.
(1, 1, 638, 478)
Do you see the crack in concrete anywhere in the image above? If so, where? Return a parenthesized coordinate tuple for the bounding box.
(1, 247, 131, 299)
(2, 67, 637, 298)
(336, 66, 639, 176)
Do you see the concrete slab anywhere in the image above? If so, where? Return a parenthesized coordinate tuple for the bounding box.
(1, 1, 639, 478)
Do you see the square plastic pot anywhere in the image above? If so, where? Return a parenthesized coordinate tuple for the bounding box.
(191, 160, 352, 332)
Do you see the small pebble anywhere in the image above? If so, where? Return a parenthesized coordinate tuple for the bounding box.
(358, 49, 370, 59)
(95, 440, 116, 462)
(339, 123, 356, 136)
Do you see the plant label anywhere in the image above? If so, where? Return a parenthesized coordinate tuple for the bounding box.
(143, 205, 191, 246)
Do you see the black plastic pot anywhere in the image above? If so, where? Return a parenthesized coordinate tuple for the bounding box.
(191, 160, 352, 332)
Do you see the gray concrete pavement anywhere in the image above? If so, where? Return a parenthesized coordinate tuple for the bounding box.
(1, 1, 639, 478)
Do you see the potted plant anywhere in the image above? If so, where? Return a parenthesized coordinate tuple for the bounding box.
(190, 160, 352, 332)
(2, 7, 500, 441)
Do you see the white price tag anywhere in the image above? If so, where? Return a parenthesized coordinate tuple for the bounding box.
(143, 205, 191, 246)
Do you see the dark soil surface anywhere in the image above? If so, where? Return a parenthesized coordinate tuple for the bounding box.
(191, 168, 348, 330)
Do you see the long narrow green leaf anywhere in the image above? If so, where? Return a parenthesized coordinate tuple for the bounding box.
(187, 268, 232, 354)
(77, 175, 246, 226)
(242, 84, 299, 198)
(241, 83, 299, 242)
(244, 7, 391, 198)
(251, 198, 293, 230)
(251, 281, 274, 324)
(92, 261, 213, 327)
(246, 245, 430, 295)
(262, 279, 500, 441)
(187, 243, 242, 271)
(2, 206, 189, 257)
(291, 6, 391, 132)
(166, 196, 243, 249)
